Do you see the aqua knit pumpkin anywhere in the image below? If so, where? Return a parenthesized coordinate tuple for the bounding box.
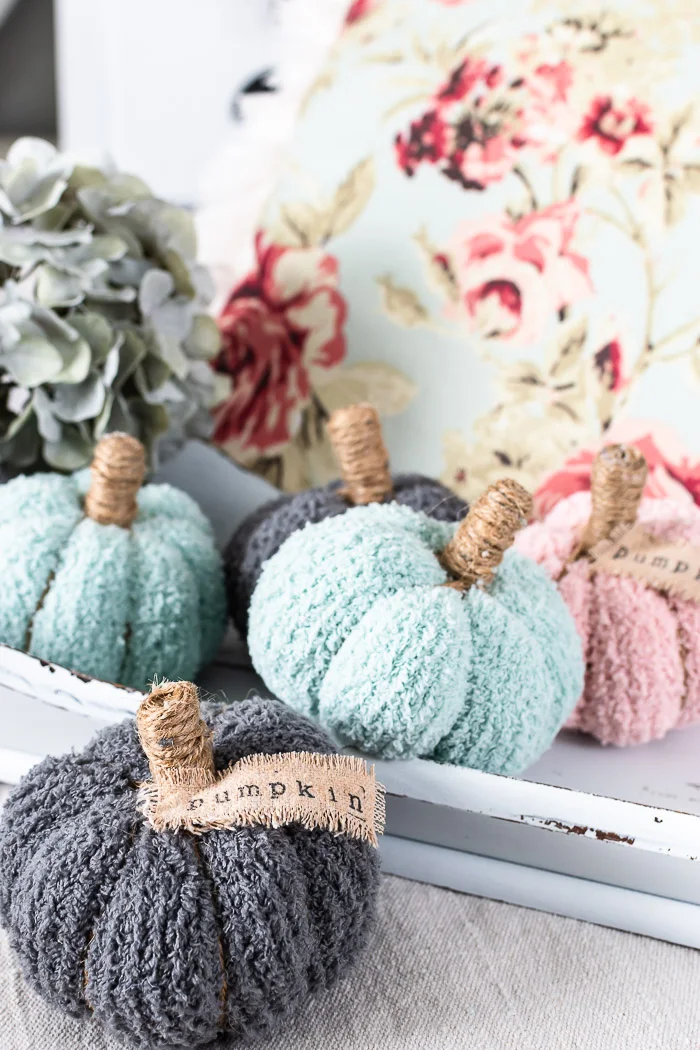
(248, 481, 584, 774)
(225, 403, 467, 638)
(0, 433, 226, 688)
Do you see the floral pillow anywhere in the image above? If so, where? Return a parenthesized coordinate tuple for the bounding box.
(211, 0, 700, 508)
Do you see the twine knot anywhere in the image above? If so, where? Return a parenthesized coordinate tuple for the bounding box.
(326, 403, 394, 506)
(580, 443, 648, 552)
(439, 478, 533, 589)
(84, 433, 146, 529)
(136, 681, 216, 789)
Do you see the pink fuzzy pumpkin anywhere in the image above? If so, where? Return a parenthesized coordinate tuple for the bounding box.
(516, 444, 700, 746)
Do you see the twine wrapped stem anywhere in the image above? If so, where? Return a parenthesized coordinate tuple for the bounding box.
(439, 479, 533, 589)
(84, 433, 146, 528)
(136, 681, 216, 789)
(326, 403, 394, 506)
(579, 444, 648, 554)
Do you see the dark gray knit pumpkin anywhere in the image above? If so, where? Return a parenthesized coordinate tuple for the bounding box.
(226, 403, 468, 637)
(0, 692, 380, 1049)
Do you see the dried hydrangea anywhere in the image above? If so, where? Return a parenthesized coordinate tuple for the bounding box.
(0, 138, 221, 474)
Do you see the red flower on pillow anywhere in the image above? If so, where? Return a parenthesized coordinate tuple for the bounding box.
(447, 201, 592, 344)
(443, 129, 518, 191)
(395, 55, 575, 190)
(394, 111, 450, 176)
(578, 96, 653, 155)
(518, 61, 577, 159)
(345, 0, 377, 24)
(529, 62, 572, 105)
(436, 57, 503, 104)
(212, 234, 347, 458)
(534, 422, 700, 517)
(395, 58, 521, 190)
(593, 338, 626, 392)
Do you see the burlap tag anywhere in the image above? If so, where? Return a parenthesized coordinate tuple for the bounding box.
(140, 751, 385, 847)
(589, 523, 700, 602)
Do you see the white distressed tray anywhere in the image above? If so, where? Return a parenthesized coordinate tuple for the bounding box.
(1, 439, 700, 948)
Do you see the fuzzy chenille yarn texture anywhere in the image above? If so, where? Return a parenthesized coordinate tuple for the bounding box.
(248, 500, 584, 773)
(516, 489, 700, 746)
(0, 436, 226, 688)
(0, 695, 380, 1049)
(225, 472, 468, 637)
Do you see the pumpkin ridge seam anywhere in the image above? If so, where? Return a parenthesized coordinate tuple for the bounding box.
(119, 622, 133, 686)
(24, 505, 88, 655)
(23, 565, 59, 654)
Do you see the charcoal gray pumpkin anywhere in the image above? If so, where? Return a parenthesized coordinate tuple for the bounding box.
(226, 403, 467, 636)
(0, 684, 380, 1049)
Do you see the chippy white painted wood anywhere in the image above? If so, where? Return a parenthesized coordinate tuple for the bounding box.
(379, 746, 700, 852)
(370, 751, 700, 862)
(0, 748, 37, 785)
(380, 837, 700, 950)
(0, 644, 141, 722)
(374, 753, 700, 907)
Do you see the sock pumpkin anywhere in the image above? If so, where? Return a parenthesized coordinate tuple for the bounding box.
(516, 444, 700, 746)
(0, 433, 226, 688)
(224, 402, 467, 638)
(248, 478, 583, 773)
(0, 680, 380, 1048)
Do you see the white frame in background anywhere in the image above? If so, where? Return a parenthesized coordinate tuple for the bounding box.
(53, 0, 275, 204)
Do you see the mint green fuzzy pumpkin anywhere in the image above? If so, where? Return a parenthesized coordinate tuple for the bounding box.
(0, 434, 226, 688)
(249, 484, 584, 774)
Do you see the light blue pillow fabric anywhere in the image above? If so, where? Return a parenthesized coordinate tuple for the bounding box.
(210, 0, 700, 517)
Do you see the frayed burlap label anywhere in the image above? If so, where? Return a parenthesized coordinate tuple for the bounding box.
(140, 751, 385, 847)
(589, 523, 700, 602)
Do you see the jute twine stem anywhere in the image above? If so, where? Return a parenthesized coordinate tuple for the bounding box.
(439, 479, 533, 589)
(136, 681, 216, 789)
(579, 444, 648, 554)
(84, 433, 146, 529)
(326, 403, 394, 505)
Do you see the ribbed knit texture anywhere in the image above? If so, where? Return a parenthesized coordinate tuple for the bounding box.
(225, 473, 468, 638)
(0, 697, 380, 1049)
(516, 491, 700, 746)
(248, 503, 583, 772)
(0, 469, 227, 689)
